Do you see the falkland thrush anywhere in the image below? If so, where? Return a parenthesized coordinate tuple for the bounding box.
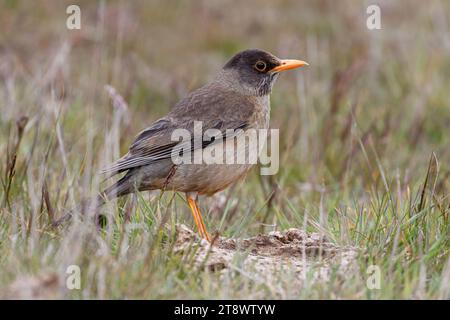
(101, 49, 308, 242)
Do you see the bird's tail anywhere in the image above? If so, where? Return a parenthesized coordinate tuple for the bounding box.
(52, 173, 133, 227)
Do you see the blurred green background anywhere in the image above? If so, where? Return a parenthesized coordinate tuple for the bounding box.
(1, 0, 449, 188)
(0, 0, 449, 299)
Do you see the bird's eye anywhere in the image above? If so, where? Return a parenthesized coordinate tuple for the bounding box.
(254, 61, 267, 72)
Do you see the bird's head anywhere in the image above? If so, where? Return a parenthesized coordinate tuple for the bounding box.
(220, 49, 308, 96)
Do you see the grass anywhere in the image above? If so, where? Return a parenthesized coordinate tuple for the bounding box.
(0, 0, 449, 299)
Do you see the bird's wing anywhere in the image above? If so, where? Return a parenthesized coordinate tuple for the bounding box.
(101, 118, 248, 174)
(101, 86, 256, 175)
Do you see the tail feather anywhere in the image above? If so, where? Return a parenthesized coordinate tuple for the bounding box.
(52, 173, 133, 227)
(102, 173, 133, 200)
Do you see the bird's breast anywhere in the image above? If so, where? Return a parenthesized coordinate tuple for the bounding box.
(248, 95, 271, 130)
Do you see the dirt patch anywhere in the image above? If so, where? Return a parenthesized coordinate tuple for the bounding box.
(174, 224, 360, 284)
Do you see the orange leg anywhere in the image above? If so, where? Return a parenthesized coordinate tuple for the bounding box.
(186, 194, 211, 242)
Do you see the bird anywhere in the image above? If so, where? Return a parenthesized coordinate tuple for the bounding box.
(64, 49, 308, 242)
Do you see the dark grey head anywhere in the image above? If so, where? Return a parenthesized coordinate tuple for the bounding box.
(221, 49, 308, 96)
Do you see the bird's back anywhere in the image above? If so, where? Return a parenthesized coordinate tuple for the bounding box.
(108, 80, 272, 196)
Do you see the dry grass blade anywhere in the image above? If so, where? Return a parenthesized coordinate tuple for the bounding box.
(2, 116, 28, 210)
(417, 152, 439, 214)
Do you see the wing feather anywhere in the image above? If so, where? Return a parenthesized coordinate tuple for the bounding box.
(101, 84, 255, 175)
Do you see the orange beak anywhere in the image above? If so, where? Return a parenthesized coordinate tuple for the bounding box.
(272, 59, 309, 72)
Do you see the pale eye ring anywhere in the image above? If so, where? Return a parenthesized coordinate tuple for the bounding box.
(254, 60, 267, 72)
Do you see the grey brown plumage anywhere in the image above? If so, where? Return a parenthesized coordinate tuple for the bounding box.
(58, 49, 308, 241)
(102, 84, 269, 197)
